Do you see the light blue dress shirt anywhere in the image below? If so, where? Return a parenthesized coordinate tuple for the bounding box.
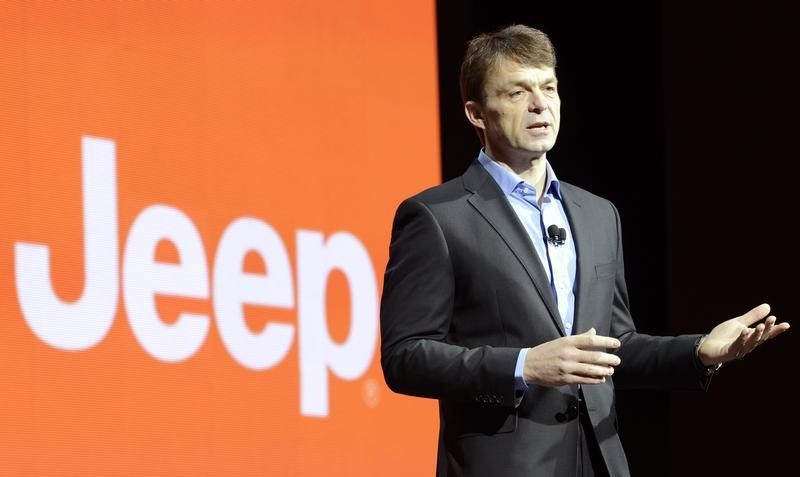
(477, 151, 577, 391)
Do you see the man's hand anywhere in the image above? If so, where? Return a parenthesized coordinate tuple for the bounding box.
(523, 328, 621, 387)
(698, 303, 790, 366)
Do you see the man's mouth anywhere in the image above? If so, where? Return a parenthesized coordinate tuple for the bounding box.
(527, 122, 550, 130)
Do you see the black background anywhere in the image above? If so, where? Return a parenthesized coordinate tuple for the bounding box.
(435, 1, 798, 474)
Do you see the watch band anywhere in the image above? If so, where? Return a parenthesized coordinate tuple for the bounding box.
(694, 334, 722, 376)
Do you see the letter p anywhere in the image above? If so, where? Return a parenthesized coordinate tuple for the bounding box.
(296, 230, 378, 417)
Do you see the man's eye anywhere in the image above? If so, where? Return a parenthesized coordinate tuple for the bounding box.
(510, 91, 524, 98)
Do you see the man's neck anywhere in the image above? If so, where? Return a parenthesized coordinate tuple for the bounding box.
(487, 150, 549, 203)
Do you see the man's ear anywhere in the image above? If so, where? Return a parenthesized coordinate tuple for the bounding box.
(464, 101, 485, 130)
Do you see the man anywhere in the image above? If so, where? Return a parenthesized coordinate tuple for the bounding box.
(379, 25, 789, 476)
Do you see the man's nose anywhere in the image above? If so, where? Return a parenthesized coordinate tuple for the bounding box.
(528, 89, 548, 113)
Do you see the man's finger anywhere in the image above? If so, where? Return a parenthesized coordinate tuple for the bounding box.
(737, 303, 771, 326)
(574, 331, 621, 350)
(761, 317, 776, 341)
(740, 327, 754, 344)
(752, 323, 765, 344)
(764, 321, 791, 341)
(565, 375, 607, 386)
(739, 325, 763, 355)
(569, 363, 615, 380)
(575, 349, 621, 367)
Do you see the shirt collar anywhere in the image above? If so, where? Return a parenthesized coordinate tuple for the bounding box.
(477, 149, 562, 200)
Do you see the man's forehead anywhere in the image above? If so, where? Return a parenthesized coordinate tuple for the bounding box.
(487, 59, 557, 83)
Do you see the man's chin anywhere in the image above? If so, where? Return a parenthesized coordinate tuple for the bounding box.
(518, 143, 555, 159)
(499, 149, 549, 166)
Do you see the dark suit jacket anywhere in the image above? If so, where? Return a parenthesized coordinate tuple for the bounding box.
(380, 160, 708, 476)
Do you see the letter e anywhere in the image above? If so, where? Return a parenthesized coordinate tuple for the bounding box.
(123, 205, 210, 362)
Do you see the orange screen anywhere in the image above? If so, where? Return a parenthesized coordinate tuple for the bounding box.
(0, 1, 440, 475)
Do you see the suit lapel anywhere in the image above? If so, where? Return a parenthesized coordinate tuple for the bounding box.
(560, 184, 594, 334)
(462, 161, 565, 336)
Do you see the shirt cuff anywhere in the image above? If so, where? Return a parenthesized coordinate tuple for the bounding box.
(514, 348, 529, 391)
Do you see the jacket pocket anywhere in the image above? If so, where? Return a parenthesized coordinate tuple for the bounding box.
(450, 405, 518, 439)
(594, 261, 616, 280)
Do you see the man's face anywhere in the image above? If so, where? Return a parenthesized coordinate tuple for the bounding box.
(466, 59, 561, 164)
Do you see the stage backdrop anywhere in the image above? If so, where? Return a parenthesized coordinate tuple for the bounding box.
(0, 1, 440, 475)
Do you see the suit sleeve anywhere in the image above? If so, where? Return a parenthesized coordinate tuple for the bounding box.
(606, 202, 710, 390)
(380, 198, 521, 407)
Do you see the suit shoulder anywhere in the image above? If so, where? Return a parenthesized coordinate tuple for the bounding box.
(402, 175, 469, 207)
(560, 181, 618, 212)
